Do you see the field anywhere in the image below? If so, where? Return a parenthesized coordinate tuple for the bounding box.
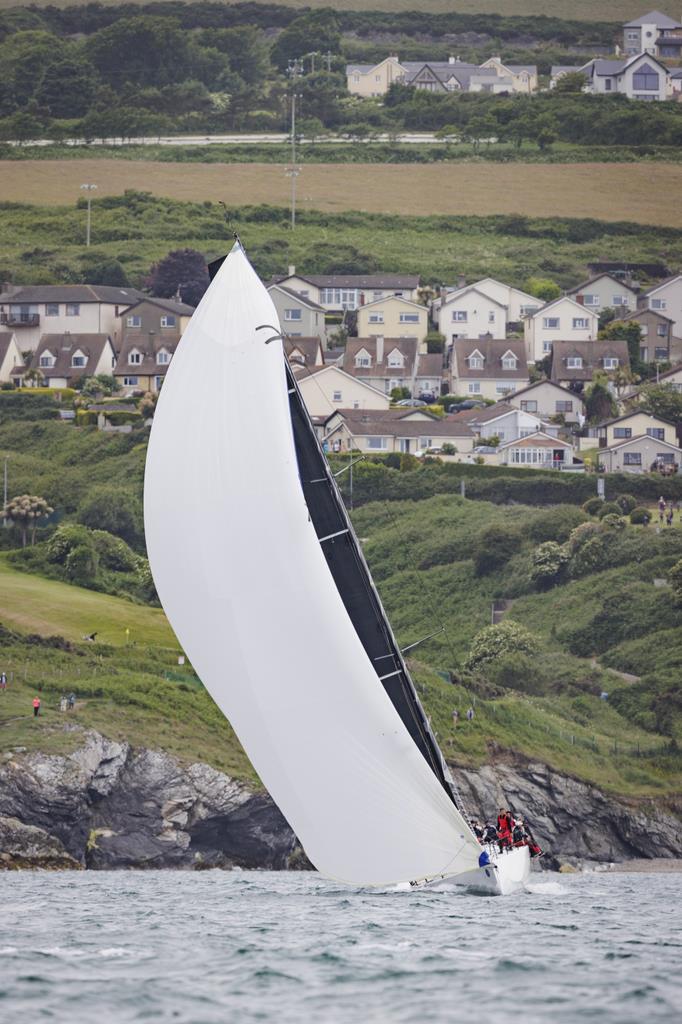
(0, 0, 677, 23)
(3, 159, 682, 227)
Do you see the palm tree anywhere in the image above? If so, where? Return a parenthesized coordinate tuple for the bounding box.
(3, 494, 54, 546)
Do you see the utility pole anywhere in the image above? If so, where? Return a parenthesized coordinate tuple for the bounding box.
(2, 456, 7, 526)
(325, 50, 333, 72)
(286, 59, 303, 230)
(80, 183, 97, 247)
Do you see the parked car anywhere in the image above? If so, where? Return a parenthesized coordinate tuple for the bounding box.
(445, 399, 486, 412)
(396, 398, 427, 407)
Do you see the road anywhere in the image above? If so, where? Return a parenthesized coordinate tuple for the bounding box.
(12, 132, 452, 148)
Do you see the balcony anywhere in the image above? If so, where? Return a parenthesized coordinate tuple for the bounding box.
(0, 313, 40, 327)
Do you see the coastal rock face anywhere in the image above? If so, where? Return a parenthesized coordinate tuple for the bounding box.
(1, 730, 679, 870)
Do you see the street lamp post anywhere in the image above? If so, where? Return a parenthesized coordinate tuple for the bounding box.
(80, 183, 98, 246)
(286, 60, 303, 230)
(3, 456, 8, 527)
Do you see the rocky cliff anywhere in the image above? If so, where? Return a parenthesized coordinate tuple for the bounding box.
(1, 729, 680, 870)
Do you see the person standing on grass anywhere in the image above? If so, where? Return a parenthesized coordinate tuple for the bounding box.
(0, 672, 6, 693)
(32, 696, 41, 718)
(667, 504, 674, 527)
(68, 692, 76, 710)
(658, 496, 666, 523)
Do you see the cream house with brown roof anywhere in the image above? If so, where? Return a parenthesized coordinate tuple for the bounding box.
(551, 339, 629, 387)
(595, 410, 677, 448)
(0, 332, 24, 384)
(506, 380, 584, 424)
(342, 336, 443, 397)
(346, 55, 406, 97)
(356, 295, 429, 346)
(0, 284, 143, 351)
(524, 296, 599, 363)
(326, 408, 475, 455)
(113, 334, 179, 394)
(450, 339, 528, 401)
(497, 431, 576, 469)
(295, 365, 390, 418)
(640, 273, 682, 337)
(599, 434, 682, 474)
(29, 334, 116, 388)
(284, 337, 325, 370)
(567, 274, 638, 314)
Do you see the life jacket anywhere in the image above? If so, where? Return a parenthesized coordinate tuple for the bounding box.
(497, 814, 508, 833)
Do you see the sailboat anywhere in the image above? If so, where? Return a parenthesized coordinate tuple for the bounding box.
(144, 242, 531, 896)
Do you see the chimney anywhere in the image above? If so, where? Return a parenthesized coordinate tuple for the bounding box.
(288, 264, 296, 277)
(448, 54, 456, 64)
(576, 294, 585, 305)
(457, 274, 466, 289)
(376, 335, 384, 363)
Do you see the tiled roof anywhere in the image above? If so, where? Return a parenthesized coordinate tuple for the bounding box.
(29, 334, 112, 380)
(597, 410, 676, 428)
(284, 337, 324, 367)
(337, 409, 474, 439)
(452, 339, 528, 380)
(500, 431, 572, 449)
(121, 296, 195, 316)
(505, 379, 579, 400)
(342, 337, 419, 378)
(269, 284, 325, 311)
(416, 353, 445, 378)
(642, 272, 682, 296)
(624, 11, 681, 28)
(271, 273, 420, 290)
(113, 334, 179, 377)
(0, 285, 143, 305)
(0, 332, 17, 363)
(602, 433, 682, 453)
(567, 273, 638, 295)
(551, 339, 630, 381)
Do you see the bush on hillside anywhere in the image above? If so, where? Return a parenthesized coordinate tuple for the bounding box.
(630, 507, 652, 525)
(530, 541, 569, 590)
(561, 584, 681, 657)
(598, 501, 621, 519)
(582, 497, 604, 516)
(77, 485, 143, 548)
(91, 530, 138, 571)
(526, 505, 587, 544)
(615, 494, 637, 514)
(566, 520, 603, 554)
(485, 651, 546, 695)
(471, 523, 524, 576)
(669, 558, 682, 606)
(600, 513, 626, 530)
(465, 620, 540, 671)
(65, 541, 99, 585)
(47, 524, 92, 563)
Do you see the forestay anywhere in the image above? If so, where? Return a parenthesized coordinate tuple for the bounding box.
(144, 244, 481, 885)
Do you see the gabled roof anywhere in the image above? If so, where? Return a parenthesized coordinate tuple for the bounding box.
(120, 296, 195, 316)
(334, 409, 474, 439)
(567, 273, 638, 296)
(268, 284, 325, 312)
(270, 273, 420, 291)
(622, 307, 674, 324)
(30, 334, 113, 380)
(295, 364, 389, 400)
(591, 53, 670, 76)
(441, 285, 507, 310)
(602, 433, 682, 454)
(499, 430, 573, 450)
(451, 338, 528, 380)
(625, 11, 681, 28)
(113, 334, 179, 377)
(551, 339, 630, 381)
(358, 294, 426, 312)
(534, 295, 599, 317)
(284, 337, 324, 367)
(551, 65, 585, 76)
(451, 402, 520, 425)
(0, 285, 143, 305)
(342, 337, 420, 379)
(506, 379, 581, 401)
(416, 353, 444, 378)
(0, 332, 19, 364)
(642, 272, 682, 297)
(597, 409, 676, 429)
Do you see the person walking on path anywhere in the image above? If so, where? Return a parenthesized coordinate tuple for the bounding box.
(658, 496, 666, 524)
(59, 695, 67, 712)
(32, 696, 41, 717)
(666, 504, 674, 527)
(68, 692, 76, 710)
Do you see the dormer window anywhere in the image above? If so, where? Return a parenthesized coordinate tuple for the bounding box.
(129, 349, 142, 365)
(567, 357, 583, 368)
(160, 315, 176, 328)
(387, 350, 404, 368)
(603, 357, 619, 369)
(39, 353, 55, 368)
(71, 351, 86, 368)
(468, 350, 484, 370)
(501, 354, 518, 370)
(127, 315, 141, 327)
(355, 348, 372, 368)
(156, 349, 171, 365)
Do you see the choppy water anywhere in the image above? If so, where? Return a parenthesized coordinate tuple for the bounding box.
(0, 870, 677, 1023)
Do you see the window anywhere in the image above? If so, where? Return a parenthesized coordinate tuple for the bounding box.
(655, 347, 669, 360)
(614, 427, 632, 439)
(39, 354, 54, 368)
(129, 351, 142, 365)
(623, 452, 641, 465)
(573, 318, 589, 329)
(520, 400, 538, 412)
(387, 353, 404, 368)
(612, 295, 629, 306)
(372, 290, 382, 300)
(556, 400, 573, 413)
(368, 314, 384, 324)
(604, 79, 612, 92)
(284, 309, 302, 321)
(657, 452, 675, 465)
(582, 295, 599, 306)
(567, 357, 583, 368)
(452, 310, 468, 322)
(651, 298, 666, 310)
(160, 315, 176, 328)
(657, 324, 667, 337)
(71, 355, 86, 367)
(399, 313, 419, 323)
(332, 390, 342, 402)
(633, 64, 659, 90)
(543, 317, 560, 329)
(468, 356, 484, 369)
(603, 357, 619, 369)
(123, 376, 138, 386)
(496, 383, 513, 395)
(353, 74, 360, 83)
(157, 350, 170, 365)
(367, 436, 387, 450)
(468, 382, 481, 394)
(126, 315, 141, 327)
(501, 356, 517, 370)
(520, 305, 539, 316)
(419, 438, 432, 449)
(65, 303, 80, 316)
(45, 303, 59, 316)
(375, 74, 381, 82)
(647, 428, 665, 440)
(355, 355, 371, 367)
(542, 341, 552, 353)
(154, 376, 163, 390)
(640, 325, 649, 336)
(488, 311, 496, 323)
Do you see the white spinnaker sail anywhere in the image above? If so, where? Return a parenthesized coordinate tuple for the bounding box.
(144, 244, 481, 885)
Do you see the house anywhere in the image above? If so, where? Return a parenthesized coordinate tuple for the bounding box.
(524, 297, 599, 363)
(28, 334, 116, 388)
(497, 432, 576, 470)
(649, 362, 682, 391)
(284, 337, 325, 370)
(0, 332, 25, 385)
(450, 339, 528, 401)
(550, 339, 630, 388)
(267, 285, 326, 343)
(479, 57, 537, 93)
(342, 337, 443, 397)
(295, 365, 391, 418)
(598, 433, 682, 474)
(400, 61, 503, 94)
(623, 11, 682, 56)
(119, 297, 193, 344)
(506, 379, 585, 424)
(346, 55, 407, 98)
(356, 295, 429, 346)
(622, 307, 679, 363)
(0, 284, 143, 351)
(438, 286, 508, 341)
(269, 268, 421, 312)
(452, 402, 555, 444)
(325, 407, 475, 455)
(113, 334, 180, 394)
(567, 274, 638, 314)
(582, 54, 671, 101)
(594, 410, 677, 448)
(639, 273, 682, 336)
(460, 278, 542, 323)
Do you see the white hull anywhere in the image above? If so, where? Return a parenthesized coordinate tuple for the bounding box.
(450, 845, 531, 895)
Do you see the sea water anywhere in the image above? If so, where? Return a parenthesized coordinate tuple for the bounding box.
(0, 870, 677, 1023)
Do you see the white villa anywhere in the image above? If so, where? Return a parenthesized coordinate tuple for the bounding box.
(524, 296, 599, 363)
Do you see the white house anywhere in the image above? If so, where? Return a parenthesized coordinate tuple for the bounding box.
(325, 408, 475, 455)
(640, 273, 682, 336)
(465, 278, 542, 322)
(506, 380, 585, 424)
(454, 402, 556, 444)
(295, 365, 390, 418)
(524, 296, 599, 363)
(269, 269, 420, 313)
(438, 286, 507, 341)
(623, 11, 682, 56)
(583, 53, 670, 101)
(0, 284, 143, 352)
(0, 332, 24, 384)
(567, 274, 639, 314)
(497, 431, 575, 470)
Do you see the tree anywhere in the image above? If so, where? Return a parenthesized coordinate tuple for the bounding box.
(34, 56, 99, 118)
(86, 17, 192, 89)
(530, 541, 569, 590)
(3, 494, 53, 546)
(146, 248, 208, 307)
(669, 558, 682, 606)
(270, 11, 341, 72)
(584, 373, 617, 422)
(297, 117, 326, 143)
(201, 26, 269, 86)
(462, 114, 497, 151)
(80, 374, 120, 398)
(553, 71, 587, 94)
(638, 383, 682, 433)
(524, 277, 561, 301)
(599, 318, 644, 373)
(465, 620, 540, 672)
(77, 486, 143, 548)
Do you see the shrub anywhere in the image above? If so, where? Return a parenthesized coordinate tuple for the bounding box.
(615, 494, 637, 514)
(471, 524, 524, 576)
(566, 520, 603, 554)
(582, 497, 604, 516)
(600, 513, 626, 530)
(670, 558, 682, 606)
(569, 533, 613, 577)
(65, 542, 99, 585)
(485, 652, 546, 695)
(47, 524, 92, 564)
(526, 505, 587, 544)
(598, 501, 621, 519)
(630, 507, 651, 525)
(530, 541, 569, 589)
(91, 530, 138, 571)
(440, 442, 456, 455)
(465, 620, 540, 671)
(77, 485, 143, 547)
